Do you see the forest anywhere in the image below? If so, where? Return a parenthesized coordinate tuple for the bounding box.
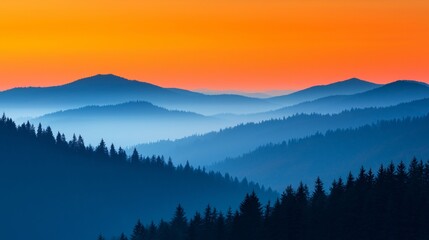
(137, 97, 429, 166)
(107, 160, 429, 240)
(0, 114, 275, 240)
(214, 114, 429, 190)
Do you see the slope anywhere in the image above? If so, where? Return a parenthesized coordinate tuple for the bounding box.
(33, 101, 225, 146)
(0, 116, 276, 240)
(136, 98, 429, 166)
(211, 115, 429, 191)
(265, 80, 429, 118)
(266, 78, 381, 106)
(0, 74, 277, 118)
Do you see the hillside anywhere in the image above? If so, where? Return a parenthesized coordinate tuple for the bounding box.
(136, 98, 429, 166)
(0, 116, 276, 240)
(264, 80, 429, 119)
(112, 161, 429, 240)
(33, 101, 225, 146)
(267, 78, 381, 106)
(0, 74, 277, 118)
(211, 115, 429, 191)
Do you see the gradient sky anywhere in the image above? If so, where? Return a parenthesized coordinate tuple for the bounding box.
(0, 0, 428, 91)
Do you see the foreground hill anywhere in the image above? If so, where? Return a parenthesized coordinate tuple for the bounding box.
(267, 78, 381, 106)
(211, 115, 429, 191)
(263, 80, 429, 119)
(33, 101, 225, 146)
(0, 74, 277, 118)
(0, 116, 276, 240)
(112, 160, 429, 240)
(136, 98, 429, 166)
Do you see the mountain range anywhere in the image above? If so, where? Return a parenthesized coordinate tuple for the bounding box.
(0, 74, 278, 118)
(261, 80, 429, 119)
(135, 98, 429, 166)
(2, 73, 429, 239)
(266, 78, 381, 106)
(32, 101, 224, 146)
(4, 75, 421, 122)
(211, 115, 429, 191)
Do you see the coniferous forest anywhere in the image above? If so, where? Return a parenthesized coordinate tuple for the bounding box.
(1, 77, 429, 240)
(0, 115, 275, 240)
(108, 160, 429, 240)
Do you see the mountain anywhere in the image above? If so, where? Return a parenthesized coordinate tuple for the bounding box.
(211, 115, 429, 191)
(0, 74, 278, 118)
(114, 161, 429, 240)
(264, 80, 429, 118)
(196, 89, 295, 98)
(266, 78, 381, 106)
(0, 116, 276, 240)
(33, 101, 226, 146)
(135, 98, 429, 166)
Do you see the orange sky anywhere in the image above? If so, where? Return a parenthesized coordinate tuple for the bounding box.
(0, 0, 428, 91)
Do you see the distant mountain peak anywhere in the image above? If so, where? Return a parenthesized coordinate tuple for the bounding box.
(62, 74, 164, 91)
(331, 77, 376, 86)
(394, 79, 428, 85)
(342, 77, 365, 82)
(69, 74, 130, 85)
(345, 77, 362, 81)
(382, 80, 429, 89)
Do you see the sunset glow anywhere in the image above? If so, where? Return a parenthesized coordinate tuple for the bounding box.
(0, 0, 428, 91)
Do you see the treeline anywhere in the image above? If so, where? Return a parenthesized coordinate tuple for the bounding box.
(0, 113, 266, 188)
(214, 114, 429, 190)
(0, 114, 276, 240)
(108, 159, 429, 240)
(137, 98, 429, 166)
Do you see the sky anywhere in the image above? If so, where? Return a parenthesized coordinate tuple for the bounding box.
(0, 0, 428, 91)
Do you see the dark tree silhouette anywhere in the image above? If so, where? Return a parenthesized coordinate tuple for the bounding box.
(170, 204, 188, 240)
(130, 219, 145, 240)
(119, 233, 128, 240)
(233, 191, 263, 240)
(0, 115, 275, 240)
(111, 160, 429, 240)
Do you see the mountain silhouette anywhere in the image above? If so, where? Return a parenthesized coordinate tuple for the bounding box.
(266, 78, 381, 106)
(262, 80, 429, 119)
(0, 115, 276, 240)
(135, 98, 429, 166)
(0, 74, 277, 118)
(33, 101, 225, 146)
(210, 115, 429, 191)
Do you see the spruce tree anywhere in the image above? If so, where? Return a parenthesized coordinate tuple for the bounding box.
(171, 204, 188, 240)
(130, 219, 145, 240)
(119, 233, 128, 240)
(236, 192, 263, 240)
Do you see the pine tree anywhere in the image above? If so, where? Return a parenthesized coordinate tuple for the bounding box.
(118, 147, 127, 162)
(96, 139, 109, 158)
(310, 177, 327, 240)
(131, 148, 140, 165)
(157, 220, 170, 240)
(119, 233, 128, 240)
(171, 204, 188, 240)
(236, 191, 263, 240)
(188, 212, 203, 240)
(130, 219, 145, 240)
(110, 144, 118, 160)
(147, 221, 157, 240)
(202, 205, 215, 240)
(215, 213, 226, 240)
(36, 123, 43, 138)
(44, 126, 55, 144)
(312, 177, 326, 206)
